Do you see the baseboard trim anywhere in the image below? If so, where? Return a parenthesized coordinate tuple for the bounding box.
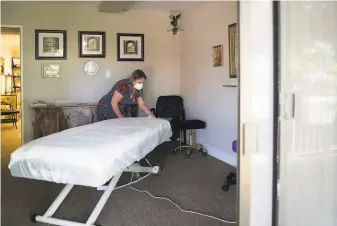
(205, 144, 237, 167)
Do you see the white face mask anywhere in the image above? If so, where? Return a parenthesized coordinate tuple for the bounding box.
(134, 83, 143, 90)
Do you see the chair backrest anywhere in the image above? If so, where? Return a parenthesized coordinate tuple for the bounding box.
(156, 95, 184, 117)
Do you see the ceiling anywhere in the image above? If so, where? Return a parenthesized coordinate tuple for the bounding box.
(98, 1, 202, 13)
(132, 1, 202, 11)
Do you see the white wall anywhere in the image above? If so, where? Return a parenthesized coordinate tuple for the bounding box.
(180, 2, 238, 166)
(2, 2, 180, 143)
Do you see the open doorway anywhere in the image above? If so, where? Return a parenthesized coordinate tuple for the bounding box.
(1, 26, 22, 163)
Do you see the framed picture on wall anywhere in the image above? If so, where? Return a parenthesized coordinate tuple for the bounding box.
(35, 29, 67, 60)
(41, 63, 61, 78)
(78, 31, 106, 58)
(228, 23, 238, 78)
(117, 33, 144, 61)
(212, 45, 223, 67)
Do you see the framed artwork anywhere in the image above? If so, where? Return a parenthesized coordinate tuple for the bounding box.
(117, 33, 144, 61)
(41, 63, 61, 78)
(212, 45, 223, 67)
(35, 29, 67, 60)
(79, 31, 106, 58)
(1, 94, 17, 110)
(228, 23, 238, 78)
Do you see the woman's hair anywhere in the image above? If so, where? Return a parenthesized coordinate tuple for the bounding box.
(129, 69, 147, 102)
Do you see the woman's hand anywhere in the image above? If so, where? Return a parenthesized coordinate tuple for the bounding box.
(137, 97, 154, 117)
(148, 113, 156, 118)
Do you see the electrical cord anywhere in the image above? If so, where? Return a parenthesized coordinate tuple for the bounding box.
(123, 158, 237, 224)
(128, 174, 236, 224)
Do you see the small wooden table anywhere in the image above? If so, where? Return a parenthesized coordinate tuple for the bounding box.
(1, 109, 20, 129)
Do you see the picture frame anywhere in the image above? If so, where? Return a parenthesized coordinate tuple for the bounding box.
(35, 29, 67, 60)
(212, 45, 223, 67)
(41, 63, 61, 78)
(228, 23, 238, 78)
(78, 31, 106, 58)
(117, 33, 144, 61)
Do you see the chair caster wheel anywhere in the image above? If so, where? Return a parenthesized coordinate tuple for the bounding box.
(172, 150, 177, 155)
(202, 152, 207, 156)
(31, 214, 38, 222)
(185, 154, 190, 158)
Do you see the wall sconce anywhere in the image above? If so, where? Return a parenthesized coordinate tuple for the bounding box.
(167, 13, 184, 36)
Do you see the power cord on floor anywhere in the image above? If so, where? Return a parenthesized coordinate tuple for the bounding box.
(118, 158, 237, 224)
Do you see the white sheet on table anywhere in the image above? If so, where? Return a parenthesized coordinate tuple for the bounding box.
(8, 117, 172, 187)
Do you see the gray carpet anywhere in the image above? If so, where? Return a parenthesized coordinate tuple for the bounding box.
(1, 141, 237, 226)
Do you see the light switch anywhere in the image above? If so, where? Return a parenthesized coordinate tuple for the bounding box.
(105, 70, 111, 79)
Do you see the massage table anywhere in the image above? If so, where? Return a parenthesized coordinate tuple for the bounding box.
(8, 117, 172, 226)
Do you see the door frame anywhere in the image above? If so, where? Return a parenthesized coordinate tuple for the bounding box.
(237, 1, 279, 225)
(1, 24, 24, 145)
(271, 1, 280, 226)
(236, 0, 241, 224)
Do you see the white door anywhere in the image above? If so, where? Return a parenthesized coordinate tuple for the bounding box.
(238, 1, 276, 226)
(239, 1, 337, 226)
(278, 2, 337, 226)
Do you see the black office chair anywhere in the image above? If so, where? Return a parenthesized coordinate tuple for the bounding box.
(151, 96, 208, 158)
(150, 95, 186, 142)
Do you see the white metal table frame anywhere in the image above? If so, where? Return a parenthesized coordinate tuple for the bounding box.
(33, 163, 160, 226)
